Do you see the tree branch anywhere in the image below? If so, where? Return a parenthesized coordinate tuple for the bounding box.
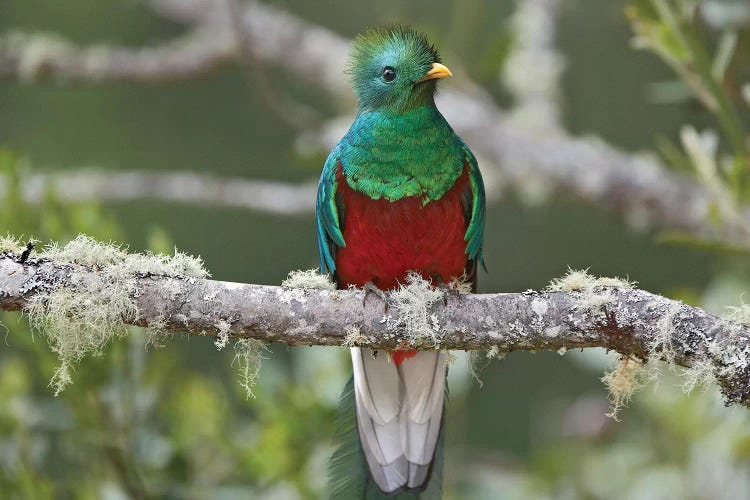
(224, 0, 322, 130)
(501, 0, 564, 131)
(0, 29, 234, 83)
(1, 251, 749, 406)
(2, 170, 316, 214)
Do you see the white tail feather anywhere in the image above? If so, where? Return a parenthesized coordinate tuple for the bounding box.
(351, 347, 446, 493)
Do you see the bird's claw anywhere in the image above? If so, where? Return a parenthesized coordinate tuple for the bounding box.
(362, 281, 389, 313)
(435, 277, 461, 306)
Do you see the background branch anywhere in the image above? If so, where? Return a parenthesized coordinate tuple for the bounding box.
(2, 0, 748, 247)
(0, 28, 234, 83)
(224, 0, 321, 130)
(0, 170, 316, 214)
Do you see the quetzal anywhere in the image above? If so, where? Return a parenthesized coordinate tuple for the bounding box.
(316, 26, 485, 498)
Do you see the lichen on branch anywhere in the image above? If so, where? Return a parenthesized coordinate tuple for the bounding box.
(1, 239, 750, 411)
(11, 235, 208, 394)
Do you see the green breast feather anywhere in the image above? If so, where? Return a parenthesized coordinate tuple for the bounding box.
(340, 106, 465, 204)
(315, 105, 485, 274)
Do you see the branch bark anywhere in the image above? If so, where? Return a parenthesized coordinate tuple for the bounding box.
(1, 252, 749, 406)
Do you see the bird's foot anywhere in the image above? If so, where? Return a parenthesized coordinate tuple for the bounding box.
(362, 281, 389, 313)
(434, 276, 461, 306)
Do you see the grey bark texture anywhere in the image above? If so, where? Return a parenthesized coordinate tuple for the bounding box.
(1, 251, 749, 407)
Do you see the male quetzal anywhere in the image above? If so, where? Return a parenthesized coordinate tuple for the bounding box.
(316, 26, 485, 498)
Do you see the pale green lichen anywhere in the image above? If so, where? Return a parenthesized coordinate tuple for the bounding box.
(448, 274, 474, 295)
(215, 319, 232, 350)
(550, 270, 659, 418)
(0, 233, 27, 253)
(548, 269, 635, 314)
(233, 338, 268, 399)
(40, 235, 209, 278)
(144, 314, 170, 349)
(27, 284, 137, 395)
(41, 235, 129, 267)
(649, 302, 682, 366)
(281, 269, 336, 290)
(725, 303, 750, 326)
(468, 350, 494, 388)
(701, 302, 750, 390)
(601, 356, 648, 420)
(24, 234, 209, 394)
(464, 346, 505, 389)
(680, 356, 715, 393)
(342, 325, 372, 347)
(388, 272, 444, 346)
(547, 268, 634, 293)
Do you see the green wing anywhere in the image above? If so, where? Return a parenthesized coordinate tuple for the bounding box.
(316, 149, 346, 274)
(461, 144, 486, 265)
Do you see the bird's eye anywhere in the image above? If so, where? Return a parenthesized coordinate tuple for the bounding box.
(382, 66, 396, 82)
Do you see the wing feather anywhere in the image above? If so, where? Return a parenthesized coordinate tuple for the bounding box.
(316, 149, 346, 274)
(461, 144, 486, 264)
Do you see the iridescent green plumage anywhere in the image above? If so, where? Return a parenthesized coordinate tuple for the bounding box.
(316, 26, 485, 274)
(319, 26, 486, 499)
(348, 26, 441, 113)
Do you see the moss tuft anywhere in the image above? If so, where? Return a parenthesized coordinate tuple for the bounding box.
(233, 338, 268, 399)
(648, 302, 681, 366)
(726, 303, 750, 326)
(448, 274, 474, 295)
(215, 320, 232, 350)
(548, 268, 635, 314)
(41, 235, 128, 267)
(601, 356, 647, 420)
(388, 272, 444, 346)
(40, 235, 209, 278)
(0, 233, 27, 253)
(342, 325, 371, 347)
(23, 234, 209, 394)
(282, 269, 336, 290)
(547, 268, 634, 293)
(680, 357, 715, 393)
(27, 284, 136, 395)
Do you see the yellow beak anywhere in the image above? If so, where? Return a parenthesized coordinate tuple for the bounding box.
(416, 62, 453, 83)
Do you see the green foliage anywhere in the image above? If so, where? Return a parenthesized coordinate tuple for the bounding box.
(628, 0, 750, 204)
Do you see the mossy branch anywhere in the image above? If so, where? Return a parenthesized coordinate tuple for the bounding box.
(1, 246, 749, 407)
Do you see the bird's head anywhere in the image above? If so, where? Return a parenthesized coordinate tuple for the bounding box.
(348, 26, 452, 114)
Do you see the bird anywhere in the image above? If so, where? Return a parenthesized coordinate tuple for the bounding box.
(316, 26, 485, 498)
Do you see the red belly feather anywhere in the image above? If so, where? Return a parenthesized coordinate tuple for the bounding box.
(335, 165, 470, 364)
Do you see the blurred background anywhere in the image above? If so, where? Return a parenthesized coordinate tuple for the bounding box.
(2, 0, 750, 498)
